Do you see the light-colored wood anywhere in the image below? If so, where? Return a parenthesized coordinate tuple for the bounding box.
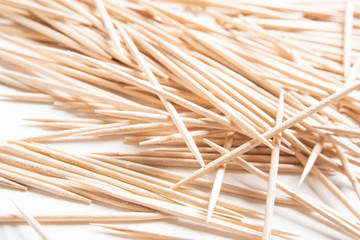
(88, 154, 294, 206)
(345, 57, 360, 85)
(93, 224, 190, 240)
(94, 0, 132, 65)
(12, 200, 50, 240)
(263, 90, 284, 240)
(313, 125, 360, 136)
(118, 24, 205, 167)
(294, 150, 360, 221)
(69, 177, 279, 239)
(334, 144, 360, 200)
(0, 0, 88, 23)
(0, 1, 360, 239)
(204, 139, 360, 239)
(0, 176, 27, 191)
(206, 132, 234, 222)
(8, 141, 172, 203)
(298, 141, 324, 186)
(0, 93, 54, 103)
(133, 25, 273, 148)
(0, 212, 171, 223)
(0, 161, 91, 203)
(70, 52, 237, 131)
(343, 0, 354, 78)
(172, 81, 360, 189)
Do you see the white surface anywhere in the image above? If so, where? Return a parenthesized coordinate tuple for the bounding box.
(0, 82, 358, 240)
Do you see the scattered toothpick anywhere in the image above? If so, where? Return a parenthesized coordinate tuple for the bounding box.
(263, 90, 284, 240)
(12, 200, 50, 240)
(298, 139, 324, 186)
(206, 132, 234, 222)
(93, 224, 191, 240)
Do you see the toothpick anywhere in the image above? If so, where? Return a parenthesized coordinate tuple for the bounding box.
(88, 154, 294, 205)
(312, 128, 360, 157)
(0, 13, 96, 58)
(0, 145, 185, 212)
(38, 122, 98, 130)
(0, 67, 163, 115)
(57, 0, 103, 27)
(95, 110, 168, 121)
(56, 183, 153, 212)
(140, 130, 215, 146)
(334, 144, 360, 200)
(207, 9, 314, 55)
(263, 90, 284, 240)
(73, 122, 176, 137)
(0, 93, 54, 103)
(0, 0, 87, 23)
(12, 200, 50, 240)
(71, 52, 237, 130)
(343, 0, 354, 78)
(312, 125, 360, 136)
(76, 157, 252, 218)
(18, 122, 127, 142)
(0, 73, 38, 92)
(93, 224, 190, 240)
(204, 139, 360, 239)
(133, 25, 273, 148)
(298, 140, 324, 186)
(294, 150, 360, 221)
(118, 23, 205, 167)
(94, 0, 132, 65)
(345, 57, 360, 85)
(206, 132, 234, 222)
(172, 81, 360, 189)
(0, 212, 171, 223)
(0, 176, 27, 191)
(143, 1, 226, 35)
(24, 118, 105, 124)
(0, 162, 91, 203)
(72, 154, 243, 219)
(9, 141, 172, 202)
(70, 177, 278, 239)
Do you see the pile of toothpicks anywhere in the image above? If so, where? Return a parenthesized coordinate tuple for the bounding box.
(0, 0, 360, 239)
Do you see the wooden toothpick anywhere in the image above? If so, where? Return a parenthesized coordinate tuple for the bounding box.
(342, 0, 354, 78)
(1, 2, 360, 239)
(0, 212, 171, 223)
(94, 0, 132, 65)
(0, 176, 27, 191)
(12, 200, 50, 240)
(118, 23, 205, 167)
(93, 224, 190, 240)
(204, 139, 360, 239)
(298, 140, 324, 186)
(172, 80, 360, 189)
(206, 132, 234, 222)
(334, 144, 360, 200)
(263, 90, 284, 240)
